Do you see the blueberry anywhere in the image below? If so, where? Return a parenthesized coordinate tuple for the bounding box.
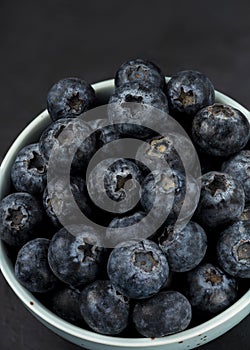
(108, 82, 169, 138)
(43, 176, 92, 228)
(0, 192, 44, 247)
(107, 240, 169, 299)
(15, 238, 57, 293)
(50, 286, 84, 324)
(80, 280, 130, 335)
(47, 77, 96, 121)
(185, 263, 238, 314)
(39, 117, 96, 175)
(192, 104, 250, 157)
(11, 143, 47, 195)
(115, 58, 165, 90)
(221, 150, 250, 202)
(158, 221, 207, 272)
(195, 171, 245, 228)
(88, 158, 143, 214)
(166, 70, 215, 117)
(48, 226, 105, 287)
(217, 221, 250, 278)
(240, 205, 250, 222)
(133, 291, 192, 337)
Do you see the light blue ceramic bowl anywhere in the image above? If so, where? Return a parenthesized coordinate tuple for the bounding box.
(0, 79, 249, 350)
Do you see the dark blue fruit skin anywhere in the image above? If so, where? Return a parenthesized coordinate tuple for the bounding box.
(185, 263, 238, 314)
(48, 227, 105, 287)
(221, 150, 250, 203)
(107, 240, 169, 299)
(0, 192, 44, 247)
(133, 291, 192, 337)
(108, 82, 169, 138)
(192, 104, 250, 157)
(80, 280, 130, 335)
(11, 143, 47, 195)
(15, 238, 58, 293)
(50, 286, 84, 325)
(217, 221, 250, 278)
(195, 171, 245, 228)
(39, 117, 96, 175)
(166, 70, 215, 117)
(159, 221, 207, 272)
(115, 58, 165, 90)
(47, 77, 96, 121)
(43, 176, 92, 229)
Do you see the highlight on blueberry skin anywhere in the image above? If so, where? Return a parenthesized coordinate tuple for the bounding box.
(133, 291, 192, 337)
(115, 58, 166, 90)
(158, 221, 207, 272)
(79, 280, 130, 335)
(166, 70, 215, 117)
(195, 171, 245, 228)
(47, 77, 96, 121)
(185, 263, 238, 314)
(11, 143, 47, 195)
(0, 192, 44, 247)
(217, 220, 250, 279)
(14, 238, 58, 293)
(107, 239, 169, 299)
(192, 104, 250, 157)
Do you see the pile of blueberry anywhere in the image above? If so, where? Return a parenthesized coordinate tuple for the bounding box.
(1, 58, 250, 338)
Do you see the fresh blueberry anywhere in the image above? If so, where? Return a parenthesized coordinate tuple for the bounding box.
(48, 226, 105, 287)
(240, 205, 250, 222)
(15, 238, 58, 293)
(80, 280, 130, 335)
(115, 58, 165, 90)
(107, 239, 169, 299)
(11, 143, 47, 195)
(50, 286, 84, 325)
(88, 158, 143, 214)
(166, 70, 215, 117)
(192, 104, 250, 157)
(0, 192, 44, 247)
(195, 171, 245, 228)
(39, 117, 96, 175)
(133, 291, 192, 337)
(221, 150, 250, 203)
(158, 221, 207, 272)
(217, 220, 250, 278)
(108, 82, 169, 139)
(185, 263, 238, 314)
(43, 176, 92, 228)
(47, 77, 96, 121)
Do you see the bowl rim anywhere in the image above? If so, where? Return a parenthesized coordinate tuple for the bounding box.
(0, 78, 249, 347)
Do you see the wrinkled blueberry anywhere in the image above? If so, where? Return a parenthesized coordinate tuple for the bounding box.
(0, 192, 44, 247)
(221, 150, 250, 203)
(115, 58, 165, 90)
(192, 104, 250, 157)
(50, 286, 84, 324)
(15, 238, 57, 293)
(39, 117, 96, 174)
(80, 280, 130, 335)
(217, 221, 250, 278)
(158, 221, 207, 272)
(11, 143, 47, 195)
(185, 263, 238, 313)
(47, 77, 96, 121)
(195, 171, 245, 228)
(107, 240, 169, 299)
(166, 70, 215, 117)
(133, 291, 192, 337)
(48, 226, 105, 287)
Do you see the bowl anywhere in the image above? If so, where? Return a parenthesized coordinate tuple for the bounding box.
(0, 78, 249, 350)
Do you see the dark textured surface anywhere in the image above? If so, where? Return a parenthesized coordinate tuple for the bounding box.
(0, 0, 249, 349)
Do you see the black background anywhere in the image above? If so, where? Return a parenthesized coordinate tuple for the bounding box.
(0, 1, 249, 349)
